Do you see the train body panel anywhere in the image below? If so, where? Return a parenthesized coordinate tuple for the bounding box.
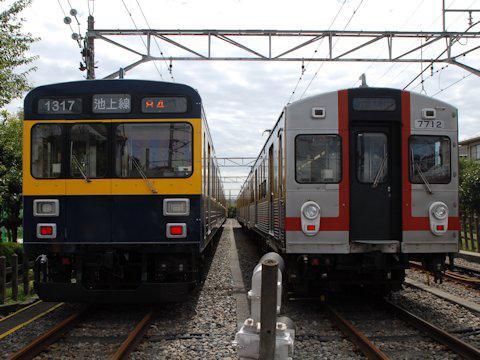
(22, 80, 226, 302)
(237, 87, 459, 291)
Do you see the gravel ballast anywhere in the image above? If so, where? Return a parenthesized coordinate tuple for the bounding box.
(131, 221, 237, 359)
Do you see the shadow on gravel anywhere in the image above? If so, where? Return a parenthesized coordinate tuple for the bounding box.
(232, 225, 263, 290)
(143, 225, 226, 333)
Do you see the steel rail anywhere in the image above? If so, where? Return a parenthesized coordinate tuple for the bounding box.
(8, 307, 88, 360)
(382, 299, 480, 360)
(324, 305, 389, 360)
(409, 261, 480, 287)
(110, 310, 155, 360)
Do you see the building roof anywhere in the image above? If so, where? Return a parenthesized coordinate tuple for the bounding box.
(460, 135, 480, 145)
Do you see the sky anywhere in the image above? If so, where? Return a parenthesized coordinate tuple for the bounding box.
(3, 0, 480, 197)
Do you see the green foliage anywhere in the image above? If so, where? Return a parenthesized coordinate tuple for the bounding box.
(0, 241, 23, 265)
(459, 157, 480, 214)
(0, 111, 23, 241)
(228, 205, 236, 218)
(0, 0, 38, 108)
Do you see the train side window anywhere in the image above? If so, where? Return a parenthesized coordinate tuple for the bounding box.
(409, 135, 451, 184)
(69, 124, 108, 179)
(115, 122, 193, 178)
(295, 134, 341, 183)
(31, 124, 63, 178)
(356, 133, 388, 184)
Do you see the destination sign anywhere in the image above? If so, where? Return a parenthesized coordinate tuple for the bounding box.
(141, 97, 187, 113)
(38, 98, 82, 114)
(92, 94, 131, 113)
(352, 97, 396, 112)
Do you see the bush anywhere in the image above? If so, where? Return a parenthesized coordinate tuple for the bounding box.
(0, 242, 24, 265)
(459, 158, 480, 213)
(228, 206, 237, 218)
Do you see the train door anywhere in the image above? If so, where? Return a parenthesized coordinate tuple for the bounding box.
(349, 124, 401, 241)
(207, 145, 211, 234)
(268, 144, 274, 233)
(255, 169, 258, 225)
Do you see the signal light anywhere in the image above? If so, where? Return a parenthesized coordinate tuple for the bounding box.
(36, 223, 57, 239)
(306, 225, 315, 231)
(40, 225, 53, 236)
(170, 226, 184, 236)
(436, 225, 445, 231)
(166, 223, 187, 238)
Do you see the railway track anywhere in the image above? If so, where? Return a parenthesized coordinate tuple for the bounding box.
(326, 298, 480, 360)
(409, 261, 480, 288)
(7, 306, 155, 360)
(0, 301, 64, 341)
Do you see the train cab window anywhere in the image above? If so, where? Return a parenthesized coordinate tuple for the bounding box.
(70, 124, 108, 179)
(115, 123, 193, 178)
(295, 135, 341, 183)
(31, 124, 63, 178)
(356, 133, 388, 183)
(409, 135, 451, 184)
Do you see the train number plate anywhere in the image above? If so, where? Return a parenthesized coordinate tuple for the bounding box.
(414, 119, 444, 129)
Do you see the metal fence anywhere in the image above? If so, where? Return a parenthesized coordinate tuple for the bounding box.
(0, 255, 32, 304)
(460, 211, 480, 253)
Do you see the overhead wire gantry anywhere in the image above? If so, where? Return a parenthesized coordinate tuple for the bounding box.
(82, 22, 480, 80)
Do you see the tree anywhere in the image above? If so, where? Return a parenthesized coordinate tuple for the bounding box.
(459, 157, 480, 214)
(0, 0, 37, 108)
(0, 111, 23, 242)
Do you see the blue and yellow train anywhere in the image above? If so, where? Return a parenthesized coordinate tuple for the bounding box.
(23, 80, 226, 302)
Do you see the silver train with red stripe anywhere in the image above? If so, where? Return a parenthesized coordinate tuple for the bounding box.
(236, 87, 459, 292)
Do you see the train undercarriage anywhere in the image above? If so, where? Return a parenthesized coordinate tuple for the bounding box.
(29, 244, 203, 303)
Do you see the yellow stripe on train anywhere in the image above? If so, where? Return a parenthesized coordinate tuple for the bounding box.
(23, 118, 203, 196)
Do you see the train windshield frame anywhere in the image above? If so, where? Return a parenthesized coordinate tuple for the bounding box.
(115, 122, 194, 179)
(409, 135, 451, 184)
(31, 124, 64, 179)
(295, 134, 342, 184)
(70, 123, 109, 179)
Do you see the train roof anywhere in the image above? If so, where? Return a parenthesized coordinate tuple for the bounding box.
(24, 79, 202, 120)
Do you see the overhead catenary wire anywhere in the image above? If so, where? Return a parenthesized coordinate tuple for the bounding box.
(299, 0, 366, 99)
(285, 0, 347, 104)
(403, 0, 479, 91)
(134, 0, 175, 82)
(375, 0, 461, 87)
(366, 0, 427, 86)
(120, 0, 164, 80)
(432, 72, 473, 96)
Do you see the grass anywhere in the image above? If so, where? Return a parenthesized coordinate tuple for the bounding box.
(4, 280, 35, 305)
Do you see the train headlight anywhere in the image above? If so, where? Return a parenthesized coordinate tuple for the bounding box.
(300, 201, 321, 236)
(429, 202, 448, 236)
(33, 199, 59, 217)
(163, 198, 190, 216)
(302, 203, 320, 220)
(432, 203, 448, 220)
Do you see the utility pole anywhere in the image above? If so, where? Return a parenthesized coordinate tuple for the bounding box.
(85, 15, 95, 79)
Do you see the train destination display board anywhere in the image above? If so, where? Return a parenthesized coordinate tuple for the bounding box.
(38, 98, 82, 114)
(92, 94, 131, 113)
(141, 97, 187, 113)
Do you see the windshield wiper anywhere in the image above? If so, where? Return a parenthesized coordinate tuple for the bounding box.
(372, 152, 388, 188)
(414, 162, 433, 195)
(70, 142, 91, 183)
(411, 149, 433, 195)
(128, 144, 157, 194)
